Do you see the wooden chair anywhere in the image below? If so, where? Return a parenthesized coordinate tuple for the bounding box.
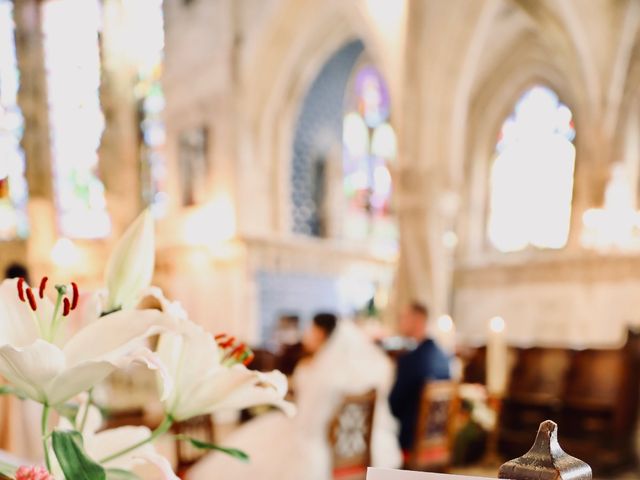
(328, 389, 377, 480)
(406, 381, 459, 472)
(173, 414, 215, 475)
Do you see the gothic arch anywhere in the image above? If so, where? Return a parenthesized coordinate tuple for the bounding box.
(237, 0, 399, 235)
(462, 46, 578, 258)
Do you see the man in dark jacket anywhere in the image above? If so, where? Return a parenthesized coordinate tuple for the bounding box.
(389, 302, 451, 452)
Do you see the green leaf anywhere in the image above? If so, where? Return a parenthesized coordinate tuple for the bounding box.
(55, 403, 80, 426)
(52, 430, 106, 480)
(105, 468, 142, 480)
(176, 435, 249, 462)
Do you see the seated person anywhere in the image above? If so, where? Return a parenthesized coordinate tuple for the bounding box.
(389, 302, 451, 453)
(188, 313, 401, 480)
(274, 314, 305, 376)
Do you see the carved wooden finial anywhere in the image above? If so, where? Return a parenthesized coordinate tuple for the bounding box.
(498, 420, 592, 480)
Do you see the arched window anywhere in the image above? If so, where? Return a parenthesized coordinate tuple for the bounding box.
(487, 86, 576, 252)
(291, 40, 364, 237)
(42, 0, 110, 238)
(342, 63, 397, 246)
(0, 0, 28, 240)
(291, 41, 397, 252)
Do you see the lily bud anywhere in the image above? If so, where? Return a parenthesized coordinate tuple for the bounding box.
(104, 209, 155, 312)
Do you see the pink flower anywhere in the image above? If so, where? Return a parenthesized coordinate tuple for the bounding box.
(15, 466, 54, 480)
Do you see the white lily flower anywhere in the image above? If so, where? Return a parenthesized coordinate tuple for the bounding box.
(104, 209, 155, 313)
(156, 321, 295, 421)
(0, 278, 176, 406)
(52, 404, 178, 480)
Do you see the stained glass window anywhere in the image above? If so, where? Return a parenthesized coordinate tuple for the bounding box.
(0, 0, 28, 240)
(488, 85, 576, 252)
(42, 0, 110, 238)
(128, 0, 167, 216)
(342, 64, 397, 248)
(291, 40, 364, 237)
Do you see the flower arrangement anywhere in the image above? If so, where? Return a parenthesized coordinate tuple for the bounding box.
(0, 211, 294, 479)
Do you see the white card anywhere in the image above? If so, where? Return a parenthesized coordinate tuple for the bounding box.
(366, 468, 492, 480)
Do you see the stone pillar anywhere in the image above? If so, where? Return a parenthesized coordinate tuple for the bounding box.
(99, 0, 143, 235)
(13, 0, 57, 278)
(568, 120, 615, 250)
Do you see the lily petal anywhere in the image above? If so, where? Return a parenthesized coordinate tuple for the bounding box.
(89, 425, 179, 479)
(138, 287, 188, 321)
(0, 340, 65, 403)
(117, 346, 174, 402)
(63, 309, 177, 366)
(130, 452, 180, 480)
(45, 360, 116, 406)
(88, 426, 154, 470)
(211, 370, 295, 416)
(155, 324, 220, 405)
(173, 366, 295, 421)
(104, 209, 155, 311)
(0, 279, 44, 347)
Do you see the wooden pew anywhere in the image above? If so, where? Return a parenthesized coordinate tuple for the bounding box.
(480, 328, 640, 474)
(559, 330, 640, 471)
(498, 347, 572, 458)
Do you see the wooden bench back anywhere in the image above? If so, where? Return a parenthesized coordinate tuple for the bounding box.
(328, 389, 377, 480)
(407, 380, 458, 472)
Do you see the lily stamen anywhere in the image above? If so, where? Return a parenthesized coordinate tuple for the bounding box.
(17, 277, 25, 302)
(229, 342, 246, 359)
(38, 277, 48, 299)
(62, 298, 71, 317)
(71, 282, 79, 310)
(25, 288, 37, 312)
(242, 351, 255, 366)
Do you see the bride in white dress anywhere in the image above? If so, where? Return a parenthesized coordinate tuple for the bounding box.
(187, 314, 402, 480)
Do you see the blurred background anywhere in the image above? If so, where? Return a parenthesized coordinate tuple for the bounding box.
(2, 0, 640, 478)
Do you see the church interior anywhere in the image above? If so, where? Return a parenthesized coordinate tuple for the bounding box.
(2, 0, 640, 478)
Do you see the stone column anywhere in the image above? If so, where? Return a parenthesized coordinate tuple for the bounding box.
(13, 0, 56, 277)
(99, 0, 143, 235)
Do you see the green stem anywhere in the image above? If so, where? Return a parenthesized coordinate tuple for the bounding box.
(48, 289, 65, 342)
(99, 416, 173, 464)
(41, 404, 51, 472)
(78, 390, 93, 433)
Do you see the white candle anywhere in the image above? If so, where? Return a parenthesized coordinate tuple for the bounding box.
(486, 316, 508, 396)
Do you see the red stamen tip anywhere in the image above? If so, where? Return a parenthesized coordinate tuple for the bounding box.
(25, 288, 37, 312)
(243, 352, 255, 366)
(220, 337, 236, 349)
(214, 333, 227, 341)
(62, 297, 71, 317)
(17, 277, 25, 302)
(230, 343, 246, 358)
(71, 282, 79, 310)
(38, 277, 48, 299)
